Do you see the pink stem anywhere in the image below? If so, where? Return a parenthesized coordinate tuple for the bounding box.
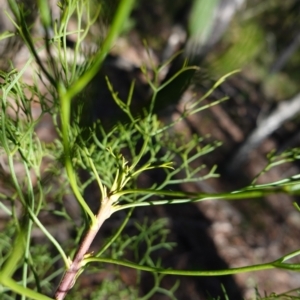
(55, 197, 112, 300)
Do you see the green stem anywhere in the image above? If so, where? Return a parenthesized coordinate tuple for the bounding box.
(21, 162, 36, 299)
(83, 146, 106, 198)
(27, 206, 70, 267)
(84, 257, 275, 276)
(58, 0, 136, 223)
(1, 277, 53, 300)
(58, 83, 96, 223)
(0, 226, 26, 280)
(65, 0, 135, 100)
(113, 187, 292, 211)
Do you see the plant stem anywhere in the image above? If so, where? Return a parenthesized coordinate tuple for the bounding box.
(83, 256, 275, 276)
(54, 197, 114, 300)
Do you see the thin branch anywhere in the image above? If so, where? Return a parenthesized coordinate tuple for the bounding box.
(83, 256, 275, 276)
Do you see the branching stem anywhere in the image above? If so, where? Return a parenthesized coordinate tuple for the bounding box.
(54, 197, 114, 300)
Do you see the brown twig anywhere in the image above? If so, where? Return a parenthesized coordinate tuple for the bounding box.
(54, 197, 113, 300)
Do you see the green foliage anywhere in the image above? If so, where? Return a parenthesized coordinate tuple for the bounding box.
(210, 21, 264, 76)
(0, 0, 300, 299)
(188, 0, 220, 49)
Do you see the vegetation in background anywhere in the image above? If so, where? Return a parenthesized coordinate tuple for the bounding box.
(0, 0, 300, 299)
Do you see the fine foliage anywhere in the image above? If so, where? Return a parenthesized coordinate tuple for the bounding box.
(0, 1, 300, 299)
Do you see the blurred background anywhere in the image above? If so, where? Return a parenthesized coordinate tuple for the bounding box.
(1, 0, 300, 299)
(121, 1, 300, 298)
